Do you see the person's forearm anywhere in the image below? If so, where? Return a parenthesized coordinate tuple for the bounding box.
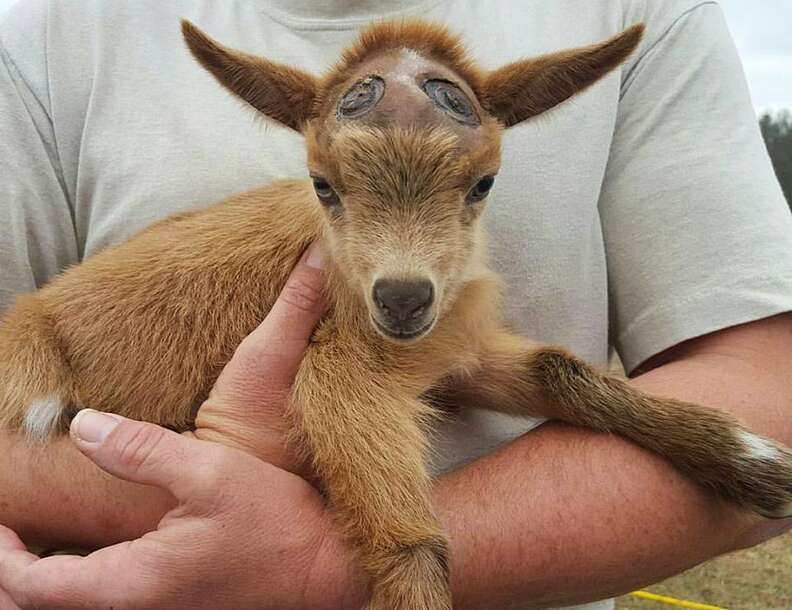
(436, 345, 791, 609)
(0, 433, 174, 549)
(5, 317, 791, 606)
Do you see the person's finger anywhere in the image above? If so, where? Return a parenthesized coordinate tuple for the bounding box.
(0, 525, 50, 608)
(0, 527, 28, 556)
(0, 586, 22, 610)
(217, 241, 328, 394)
(0, 526, 70, 610)
(69, 410, 227, 503)
(0, 525, 38, 595)
(0, 526, 136, 610)
(263, 240, 328, 344)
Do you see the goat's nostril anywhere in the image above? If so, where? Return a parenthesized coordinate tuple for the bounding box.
(372, 279, 434, 322)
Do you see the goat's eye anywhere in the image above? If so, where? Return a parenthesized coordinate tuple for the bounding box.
(467, 175, 495, 203)
(312, 177, 339, 206)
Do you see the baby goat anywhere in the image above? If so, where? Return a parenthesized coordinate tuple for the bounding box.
(1, 18, 790, 610)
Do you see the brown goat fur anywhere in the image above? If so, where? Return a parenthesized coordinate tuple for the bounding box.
(1, 18, 791, 610)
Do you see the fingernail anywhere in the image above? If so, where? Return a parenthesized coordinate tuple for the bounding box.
(303, 242, 325, 270)
(72, 409, 120, 443)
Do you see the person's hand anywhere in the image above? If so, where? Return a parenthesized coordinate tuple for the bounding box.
(192, 241, 328, 473)
(0, 413, 367, 610)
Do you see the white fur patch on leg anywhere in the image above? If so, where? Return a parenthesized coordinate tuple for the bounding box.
(739, 430, 782, 461)
(24, 395, 64, 441)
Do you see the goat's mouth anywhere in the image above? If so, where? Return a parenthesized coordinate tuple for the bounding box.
(370, 314, 437, 343)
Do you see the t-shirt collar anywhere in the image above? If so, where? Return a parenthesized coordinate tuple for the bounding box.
(262, 0, 446, 29)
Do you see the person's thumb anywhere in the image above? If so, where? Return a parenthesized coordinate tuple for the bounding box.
(70, 409, 224, 502)
(215, 240, 328, 398)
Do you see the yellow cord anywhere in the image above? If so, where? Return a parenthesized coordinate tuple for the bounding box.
(629, 590, 728, 610)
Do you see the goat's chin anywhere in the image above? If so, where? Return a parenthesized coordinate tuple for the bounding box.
(370, 314, 438, 344)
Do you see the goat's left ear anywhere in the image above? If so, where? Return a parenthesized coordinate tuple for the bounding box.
(181, 20, 319, 132)
(480, 24, 645, 127)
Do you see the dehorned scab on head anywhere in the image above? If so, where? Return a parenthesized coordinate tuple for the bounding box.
(331, 46, 486, 145)
(181, 17, 647, 135)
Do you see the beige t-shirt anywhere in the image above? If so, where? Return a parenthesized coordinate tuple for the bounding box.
(2, 1, 791, 608)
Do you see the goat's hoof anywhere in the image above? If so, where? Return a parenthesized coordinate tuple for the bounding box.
(366, 539, 451, 610)
(734, 431, 792, 520)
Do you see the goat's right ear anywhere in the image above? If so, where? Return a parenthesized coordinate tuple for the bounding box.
(181, 20, 319, 132)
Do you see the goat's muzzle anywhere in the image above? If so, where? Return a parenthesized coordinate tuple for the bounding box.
(371, 278, 437, 341)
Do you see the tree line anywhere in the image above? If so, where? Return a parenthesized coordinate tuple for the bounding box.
(759, 110, 792, 211)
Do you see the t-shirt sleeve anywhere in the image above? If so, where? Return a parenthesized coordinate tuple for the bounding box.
(0, 8, 79, 312)
(600, 3, 792, 374)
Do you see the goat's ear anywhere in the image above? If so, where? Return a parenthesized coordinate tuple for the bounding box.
(181, 20, 319, 132)
(480, 24, 645, 127)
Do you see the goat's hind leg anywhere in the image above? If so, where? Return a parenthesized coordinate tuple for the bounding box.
(449, 333, 792, 519)
(0, 295, 74, 439)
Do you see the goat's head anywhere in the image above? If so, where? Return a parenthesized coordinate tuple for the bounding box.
(182, 19, 643, 343)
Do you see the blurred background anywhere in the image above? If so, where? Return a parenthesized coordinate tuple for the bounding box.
(0, 1, 789, 609)
(718, 0, 791, 209)
(719, 0, 790, 113)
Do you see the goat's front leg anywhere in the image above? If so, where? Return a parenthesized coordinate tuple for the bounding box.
(444, 332, 792, 519)
(289, 352, 450, 610)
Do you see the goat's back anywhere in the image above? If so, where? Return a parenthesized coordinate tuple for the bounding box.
(0, 179, 323, 433)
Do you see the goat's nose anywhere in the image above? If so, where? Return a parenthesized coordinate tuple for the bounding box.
(373, 279, 434, 322)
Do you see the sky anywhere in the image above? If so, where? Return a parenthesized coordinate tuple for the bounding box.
(0, 0, 789, 111)
(719, 0, 791, 112)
